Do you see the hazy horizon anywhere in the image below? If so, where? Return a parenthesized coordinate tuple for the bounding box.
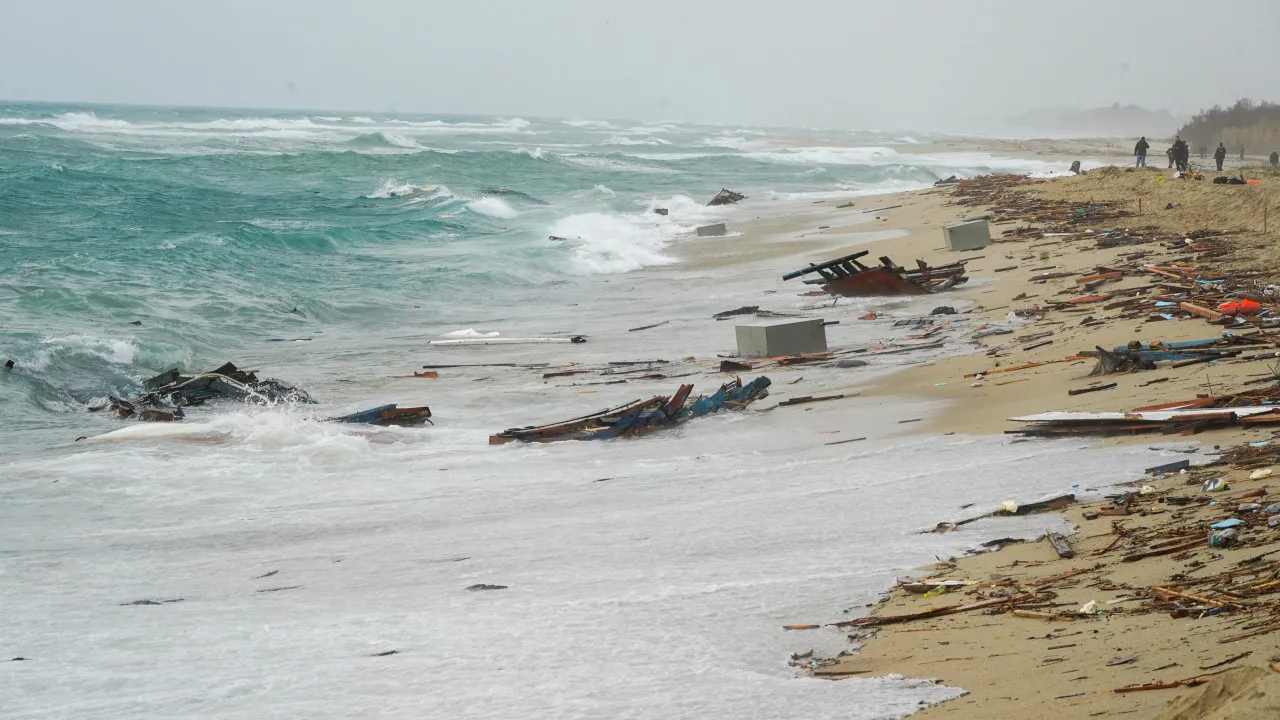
(3, 0, 1279, 133)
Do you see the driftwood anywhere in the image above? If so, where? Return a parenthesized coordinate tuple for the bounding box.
(831, 593, 1037, 628)
(1046, 532, 1074, 558)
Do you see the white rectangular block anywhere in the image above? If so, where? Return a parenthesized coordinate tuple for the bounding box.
(696, 223, 727, 237)
(735, 318, 827, 358)
(942, 219, 990, 251)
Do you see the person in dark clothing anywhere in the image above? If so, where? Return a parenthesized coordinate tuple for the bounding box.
(1200, 145, 1207, 159)
(1172, 136, 1190, 172)
(1214, 143, 1228, 171)
(1133, 136, 1149, 167)
(1240, 144, 1246, 161)
(1166, 147, 1175, 169)
(1271, 151, 1279, 167)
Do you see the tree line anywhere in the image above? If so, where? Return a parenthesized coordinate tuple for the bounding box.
(1177, 98, 1280, 153)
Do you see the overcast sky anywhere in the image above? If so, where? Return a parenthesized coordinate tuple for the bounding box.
(3, 0, 1278, 131)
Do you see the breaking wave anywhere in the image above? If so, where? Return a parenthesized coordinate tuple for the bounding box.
(548, 194, 723, 274)
(466, 197, 519, 219)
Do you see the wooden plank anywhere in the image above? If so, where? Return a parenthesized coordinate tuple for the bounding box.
(1180, 302, 1224, 321)
(1046, 533, 1074, 559)
(1067, 382, 1117, 396)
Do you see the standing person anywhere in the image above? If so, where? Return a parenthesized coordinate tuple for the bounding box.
(1271, 151, 1279, 167)
(1173, 136, 1189, 171)
(1200, 144, 1207, 159)
(1166, 146, 1175, 169)
(1240, 143, 1246, 161)
(1134, 136, 1149, 167)
(1214, 142, 1228, 171)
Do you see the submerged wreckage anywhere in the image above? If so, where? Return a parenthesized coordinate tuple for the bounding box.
(91, 362, 430, 427)
(783, 250, 969, 296)
(489, 376, 771, 445)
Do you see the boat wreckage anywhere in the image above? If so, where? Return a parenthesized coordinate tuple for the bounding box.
(707, 188, 746, 206)
(783, 250, 969, 296)
(325, 404, 432, 427)
(90, 362, 429, 428)
(489, 376, 771, 444)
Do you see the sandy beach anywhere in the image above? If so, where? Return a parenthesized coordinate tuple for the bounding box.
(703, 141, 1280, 717)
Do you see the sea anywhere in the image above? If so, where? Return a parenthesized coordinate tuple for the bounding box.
(1, 103, 1174, 718)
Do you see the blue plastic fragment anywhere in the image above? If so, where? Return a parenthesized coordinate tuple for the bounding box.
(1210, 518, 1246, 530)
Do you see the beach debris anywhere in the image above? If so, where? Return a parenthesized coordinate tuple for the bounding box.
(628, 320, 670, 332)
(714, 306, 759, 319)
(370, 650, 400, 657)
(696, 223, 728, 237)
(1008, 405, 1280, 437)
(943, 219, 990, 251)
(325, 404, 433, 427)
(1087, 346, 1156, 376)
(256, 585, 302, 593)
(428, 336, 586, 346)
(934, 175, 959, 186)
(736, 318, 827, 358)
(120, 598, 185, 606)
(782, 250, 969, 297)
(1146, 459, 1191, 475)
(1046, 532, 1074, 558)
(653, 208, 668, 216)
(706, 188, 746, 206)
(1067, 382, 1117, 396)
(91, 396, 185, 422)
(489, 376, 772, 445)
(465, 584, 508, 592)
(141, 362, 315, 407)
(778, 394, 847, 407)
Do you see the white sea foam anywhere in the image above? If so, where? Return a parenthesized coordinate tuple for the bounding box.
(2, 394, 1175, 718)
(559, 154, 676, 174)
(365, 180, 453, 201)
(746, 145, 1082, 177)
(0, 112, 532, 146)
(378, 132, 423, 149)
(443, 329, 501, 338)
(703, 134, 750, 149)
(37, 335, 138, 367)
(466, 197, 519, 219)
(562, 119, 615, 129)
(603, 135, 672, 146)
(548, 195, 721, 274)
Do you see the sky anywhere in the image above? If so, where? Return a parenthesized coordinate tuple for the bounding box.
(3, 0, 1280, 132)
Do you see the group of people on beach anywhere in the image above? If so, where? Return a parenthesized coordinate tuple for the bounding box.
(1134, 136, 1279, 171)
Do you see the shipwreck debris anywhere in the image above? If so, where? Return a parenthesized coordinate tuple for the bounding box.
(706, 188, 746, 206)
(489, 376, 771, 445)
(783, 250, 968, 296)
(325, 405, 433, 427)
